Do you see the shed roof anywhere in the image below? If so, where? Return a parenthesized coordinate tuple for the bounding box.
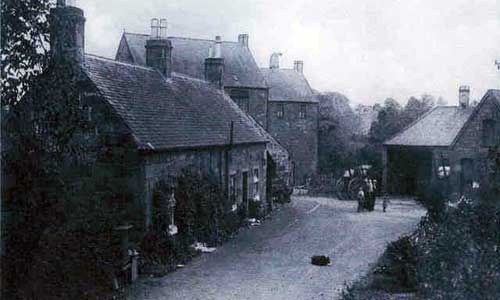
(384, 106, 474, 147)
(82, 54, 268, 151)
(118, 33, 267, 89)
(260, 68, 317, 103)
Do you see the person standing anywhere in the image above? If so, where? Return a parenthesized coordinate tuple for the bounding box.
(357, 187, 365, 212)
(366, 179, 375, 211)
(382, 194, 390, 213)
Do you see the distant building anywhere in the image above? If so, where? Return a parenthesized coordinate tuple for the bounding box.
(383, 86, 500, 196)
(116, 32, 269, 127)
(261, 56, 319, 185)
(116, 31, 319, 187)
(115, 31, 293, 195)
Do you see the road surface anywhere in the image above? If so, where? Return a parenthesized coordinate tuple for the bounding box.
(127, 196, 425, 300)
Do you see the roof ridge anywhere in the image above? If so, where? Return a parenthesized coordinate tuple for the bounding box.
(123, 31, 239, 44)
(384, 106, 439, 145)
(451, 89, 500, 147)
(85, 53, 156, 71)
(171, 71, 209, 84)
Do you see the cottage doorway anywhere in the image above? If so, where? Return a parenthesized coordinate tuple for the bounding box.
(242, 171, 249, 214)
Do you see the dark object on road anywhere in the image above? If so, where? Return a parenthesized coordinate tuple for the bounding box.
(311, 255, 331, 266)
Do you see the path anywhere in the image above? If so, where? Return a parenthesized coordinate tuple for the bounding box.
(127, 196, 425, 300)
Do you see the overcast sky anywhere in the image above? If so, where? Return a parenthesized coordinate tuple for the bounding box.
(77, 0, 500, 105)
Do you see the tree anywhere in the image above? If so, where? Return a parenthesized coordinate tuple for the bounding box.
(1, 0, 51, 107)
(369, 98, 403, 144)
(317, 92, 362, 175)
(2, 2, 137, 298)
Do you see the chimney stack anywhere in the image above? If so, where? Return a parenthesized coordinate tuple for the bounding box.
(238, 34, 249, 47)
(459, 85, 470, 108)
(145, 18, 173, 78)
(50, 0, 86, 64)
(205, 36, 225, 89)
(270, 52, 282, 69)
(294, 60, 304, 73)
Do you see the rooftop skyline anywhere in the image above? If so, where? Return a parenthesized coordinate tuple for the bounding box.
(78, 0, 500, 105)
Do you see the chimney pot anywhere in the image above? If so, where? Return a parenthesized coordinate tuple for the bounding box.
(270, 52, 282, 69)
(238, 34, 249, 47)
(146, 18, 172, 77)
(205, 36, 225, 89)
(57, 0, 77, 7)
(294, 60, 304, 73)
(459, 85, 470, 108)
(214, 36, 222, 58)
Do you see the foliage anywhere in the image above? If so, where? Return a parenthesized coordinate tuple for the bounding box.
(317, 91, 363, 176)
(359, 95, 436, 185)
(1, 0, 51, 107)
(141, 170, 248, 273)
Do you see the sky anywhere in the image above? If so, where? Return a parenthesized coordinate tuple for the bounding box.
(75, 0, 500, 105)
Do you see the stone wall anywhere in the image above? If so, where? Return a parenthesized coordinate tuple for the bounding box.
(449, 97, 500, 194)
(225, 87, 268, 129)
(267, 101, 318, 185)
(140, 143, 268, 229)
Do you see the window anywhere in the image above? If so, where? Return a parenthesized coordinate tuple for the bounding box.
(436, 158, 450, 179)
(482, 119, 496, 147)
(230, 89, 250, 113)
(277, 104, 285, 118)
(229, 174, 237, 205)
(253, 168, 260, 200)
(299, 104, 306, 119)
(87, 106, 93, 122)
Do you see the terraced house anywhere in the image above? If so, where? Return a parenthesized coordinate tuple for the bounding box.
(18, 4, 276, 231)
(116, 28, 319, 187)
(261, 54, 319, 185)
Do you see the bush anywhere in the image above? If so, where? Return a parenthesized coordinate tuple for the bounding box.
(141, 170, 250, 274)
(385, 236, 417, 290)
(416, 200, 500, 300)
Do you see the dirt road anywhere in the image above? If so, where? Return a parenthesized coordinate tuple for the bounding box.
(127, 196, 425, 300)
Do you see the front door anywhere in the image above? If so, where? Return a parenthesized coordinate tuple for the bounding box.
(242, 171, 249, 214)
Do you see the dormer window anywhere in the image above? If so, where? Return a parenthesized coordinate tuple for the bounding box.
(230, 89, 250, 113)
(482, 119, 497, 147)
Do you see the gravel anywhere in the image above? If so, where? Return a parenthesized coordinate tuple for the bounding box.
(126, 196, 425, 300)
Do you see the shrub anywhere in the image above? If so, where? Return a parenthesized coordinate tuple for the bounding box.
(385, 235, 418, 290)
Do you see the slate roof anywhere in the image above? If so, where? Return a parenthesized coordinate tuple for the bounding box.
(260, 68, 317, 103)
(384, 106, 474, 147)
(118, 33, 267, 89)
(82, 54, 268, 151)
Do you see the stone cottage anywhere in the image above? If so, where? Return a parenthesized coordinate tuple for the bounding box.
(23, 3, 273, 231)
(261, 54, 319, 185)
(383, 86, 500, 196)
